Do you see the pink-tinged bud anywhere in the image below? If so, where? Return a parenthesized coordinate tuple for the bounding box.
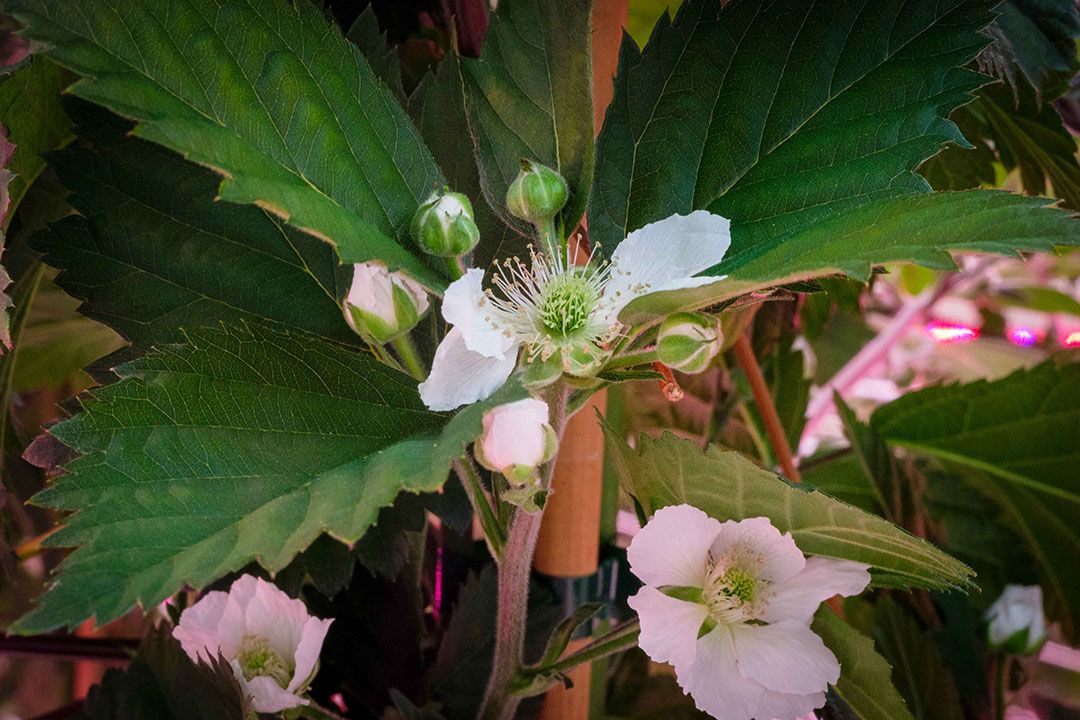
(343, 262, 429, 344)
(475, 397, 557, 486)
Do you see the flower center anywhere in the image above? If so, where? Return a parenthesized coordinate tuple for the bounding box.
(237, 635, 291, 688)
(703, 564, 758, 624)
(538, 271, 598, 338)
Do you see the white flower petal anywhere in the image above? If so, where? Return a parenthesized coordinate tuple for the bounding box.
(245, 675, 308, 714)
(604, 211, 731, 320)
(730, 620, 840, 695)
(289, 616, 334, 693)
(762, 557, 871, 625)
(627, 586, 709, 670)
(627, 504, 721, 588)
(172, 591, 229, 664)
(442, 268, 515, 358)
(245, 577, 311, 662)
(680, 626, 765, 720)
(708, 516, 805, 584)
(419, 327, 518, 410)
(754, 689, 827, 720)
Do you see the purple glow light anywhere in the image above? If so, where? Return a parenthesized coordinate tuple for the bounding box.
(1007, 327, 1040, 347)
(925, 320, 979, 344)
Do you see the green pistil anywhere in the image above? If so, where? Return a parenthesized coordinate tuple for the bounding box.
(538, 272, 597, 338)
(721, 567, 756, 604)
(237, 635, 292, 688)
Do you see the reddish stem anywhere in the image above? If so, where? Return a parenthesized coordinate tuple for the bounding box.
(732, 334, 801, 483)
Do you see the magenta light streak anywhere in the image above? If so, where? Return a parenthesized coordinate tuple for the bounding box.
(1006, 327, 1040, 347)
(925, 320, 979, 344)
(433, 541, 444, 624)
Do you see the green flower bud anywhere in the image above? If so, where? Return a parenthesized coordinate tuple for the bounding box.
(343, 262, 429, 344)
(657, 312, 722, 374)
(411, 189, 480, 257)
(506, 160, 568, 223)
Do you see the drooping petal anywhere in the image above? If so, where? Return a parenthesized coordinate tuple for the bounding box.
(245, 675, 308, 713)
(708, 516, 805, 585)
(628, 586, 709, 670)
(762, 557, 871, 625)
(602, 211, 731, 321)
(289, 616, 334, 693)
(419, 327, 518, 411)
(730, 620, 840, 695)
(442, 268, 516, 358)
(627, 504, 721, 588)
(752, 689, 827, 720)
(172, 590, 229, 663)
(679, 626, 765, 720)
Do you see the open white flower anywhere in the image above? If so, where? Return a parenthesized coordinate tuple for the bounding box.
(627, 505, 870, 720)
(173, 574, 333, 714)
(418, 211, 732, 410)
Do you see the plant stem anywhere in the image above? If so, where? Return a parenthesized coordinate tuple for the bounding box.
(995, 652, 1008, 720)
(477, 386, 569, 720)
(520, 618, 640, 684)
(732, 333, 801, 482)
(604, 345, 658, 370)
(445, 255, 465, 280)
(538, 216, 562, 258)
(478, 508, 546, 720)
(391, 335, 426, 381)
(455, 457, 506, 559)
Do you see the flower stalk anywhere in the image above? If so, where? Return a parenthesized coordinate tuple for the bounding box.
(454, 457, 506, 559)
(391, 335, 426, 381)
(515, 618, 641, 688)
(732, 332, 801, 482)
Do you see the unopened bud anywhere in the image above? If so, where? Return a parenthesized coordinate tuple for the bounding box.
(985, 584, 1047, 655)
(657, 312, 722, 374)
(506, 160, 568, 223)
(475, 398, 557, 487)
(343, 262, 429, 344)
(411, 189, 480, 257)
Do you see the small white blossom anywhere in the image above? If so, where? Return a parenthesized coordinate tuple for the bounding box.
(627, 505, 870, 720)
(986, 584, 1047, 655)
(419, 211, 732, 410)
(173, 574, 333, 714)
(344, 262, 429, 343)
(476, 398, 556, 482)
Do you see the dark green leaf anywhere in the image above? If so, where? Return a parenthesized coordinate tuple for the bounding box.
(346, 6, 404, 102)
(8, 0, 450, 289)
(34, 101, 361, 361)
(835, 395, 904, 524)
(603, 426, 974, 590)
(460, 0, 595, 233)
(869, 598, 965, 720)
(812, 607, 916, 720)
(982, 0, 1080, 100)
(873, 357, 1080, 640)
(590, 0, 992, 253)
(15, 324, 524, 633)
(800, 453, 882, 515)
(76, 625, 247, 720)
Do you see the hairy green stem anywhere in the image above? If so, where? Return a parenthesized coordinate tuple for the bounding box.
(445, 256, 465, 280)
(455, 457, 506, 559)
(391, 335, 426, 381)
(518, 618, 640, 687)
(477, 386, 569, 720)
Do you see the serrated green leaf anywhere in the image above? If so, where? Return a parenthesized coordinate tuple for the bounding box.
(835, 395, 905, 525)
(812, 608, 916, 720)
(603, 425, 973, 590)
(76, 626, 247, 720)
(460, 0, 595, 233)
(346, 6, 404, 102)
(873, 357, 1080, 640)
(869, 599, 965, 720)
(33, 101, 361, 360)
(8, 0, 450, 289)
(590, 0, 992, 253)
(15, 323, 525, 633)
(617, 191, 1080, 324)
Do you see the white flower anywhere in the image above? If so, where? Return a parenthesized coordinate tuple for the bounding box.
(626, 505, 870, 720)
(344, 262, 429, 343)
(476, 398, 556, 482)
(173, 574, 333, 714)
(985, 584, 1047, 655)
(418, 211, 732, 410)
